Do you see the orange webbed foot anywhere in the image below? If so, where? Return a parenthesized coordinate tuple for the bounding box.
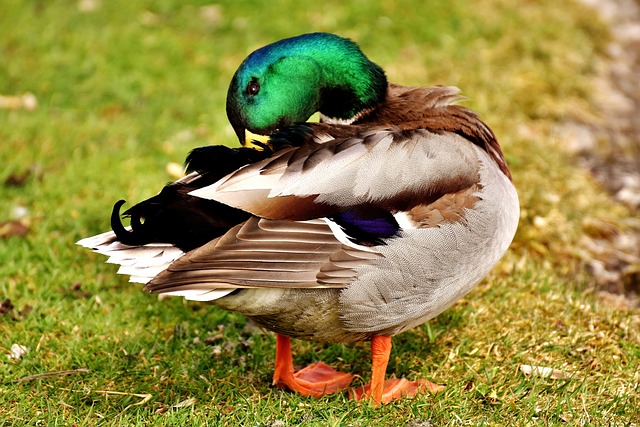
(272, 335, 354, 397)
(352, 378, 445, 404)
(351, 335, 444, 405)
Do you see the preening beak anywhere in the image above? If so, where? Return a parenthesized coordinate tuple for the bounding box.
(244, 130, 271, 150)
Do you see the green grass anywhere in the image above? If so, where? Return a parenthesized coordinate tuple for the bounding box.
(1, 0, 638, 425)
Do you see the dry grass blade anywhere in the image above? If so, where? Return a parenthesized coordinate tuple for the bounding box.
(55, 387, 154, 412)
(95, 390, 153, 412)
(172, 397, 196, 408)
(17, 368, 90, 382)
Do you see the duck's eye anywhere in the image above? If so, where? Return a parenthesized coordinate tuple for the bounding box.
(246, 80, 260, 96)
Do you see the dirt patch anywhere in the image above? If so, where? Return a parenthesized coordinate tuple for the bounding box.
(569, 0, 640, 210)
(560, 0, 640, 306)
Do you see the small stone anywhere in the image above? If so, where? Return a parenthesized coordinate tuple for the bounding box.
(8, 343, 28, 361)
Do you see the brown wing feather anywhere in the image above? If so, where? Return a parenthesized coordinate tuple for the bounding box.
(145, 217, 380, 294)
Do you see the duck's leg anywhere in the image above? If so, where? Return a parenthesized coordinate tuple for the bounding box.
(352, 335, 445, 405)
(272, 334, 354, 397)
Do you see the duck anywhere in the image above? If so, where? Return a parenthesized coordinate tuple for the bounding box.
(78, 32, 520, 405)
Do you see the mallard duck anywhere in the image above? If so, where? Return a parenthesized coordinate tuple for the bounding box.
(78, 32, 519, 405)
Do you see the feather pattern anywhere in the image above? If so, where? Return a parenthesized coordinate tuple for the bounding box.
(190, 127, 482, 221)
(145, 217, 381, 295)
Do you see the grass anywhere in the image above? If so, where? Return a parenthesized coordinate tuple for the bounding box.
(1, 0, 638, 425)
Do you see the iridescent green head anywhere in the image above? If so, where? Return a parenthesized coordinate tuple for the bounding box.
(226, 32, 387, 144)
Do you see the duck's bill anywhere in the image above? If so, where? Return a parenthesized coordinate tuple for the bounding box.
(244, 129, 271, 150)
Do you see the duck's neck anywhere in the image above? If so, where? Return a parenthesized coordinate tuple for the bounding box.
(272, 33, 388, 121)
(314, 51, 388, 121)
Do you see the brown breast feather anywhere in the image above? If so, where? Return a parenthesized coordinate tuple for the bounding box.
(355, 84, 511, 181)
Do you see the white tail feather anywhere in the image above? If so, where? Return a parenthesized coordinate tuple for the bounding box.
(78, 231, 183, 286)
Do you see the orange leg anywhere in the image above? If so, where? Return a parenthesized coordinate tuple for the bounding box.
(352, 335, 445, 404)
(272, 334, 354, 397)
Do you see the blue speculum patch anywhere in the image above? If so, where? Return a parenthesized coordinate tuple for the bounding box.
(331, 207, 400, 245)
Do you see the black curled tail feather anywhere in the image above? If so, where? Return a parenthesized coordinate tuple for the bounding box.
(109, 182, 252, 252)
(111, 199, 145, 246)
(109, 144, 280, 252)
